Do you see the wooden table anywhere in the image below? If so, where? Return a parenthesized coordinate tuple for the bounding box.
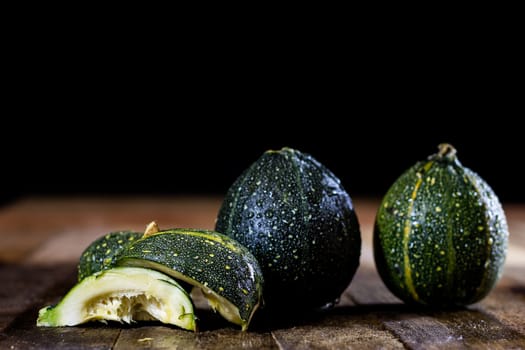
(1, 197, 524, 349)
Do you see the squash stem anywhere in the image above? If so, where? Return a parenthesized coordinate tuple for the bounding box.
(437, 143, 457, 160)
(143, 221, 160, 238)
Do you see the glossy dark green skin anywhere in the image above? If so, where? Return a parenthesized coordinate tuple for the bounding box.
(78, 231, 142, 281)
(374, 149, 508, 306)
(216, 147, 361, 310)
(116, 229, 263, 324)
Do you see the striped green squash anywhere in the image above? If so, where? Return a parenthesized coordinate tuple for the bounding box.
(374, 144, 508, 306)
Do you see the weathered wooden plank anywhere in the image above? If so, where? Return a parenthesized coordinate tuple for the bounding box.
(1, 308, 120, 350)
(8, 196, 222, 231)
(0, 263, 120, 349)
(1, 197, 524, 349)
(349, 266, 525, 349)
(348, 266, 401, 305)
(268, 283, 405, 350)
(0, 263, 275, 350)
(0, 264, 75, 315)
(24, 229, 106, 265)
(271, 312, 405, 350)
(127, 280, 404, 349)
(505, 205, 525, 248)
(0, 315, 13, 333)
(0, 197, 222, 264)
(383, 309, 525, 350)
(114, 326, 277, 350)
(0, 231, 59, 264)
(476, 276, 525, 335)
(504, 250, 525, 284)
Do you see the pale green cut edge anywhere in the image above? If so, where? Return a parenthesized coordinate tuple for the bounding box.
(36, 267, 196, 331)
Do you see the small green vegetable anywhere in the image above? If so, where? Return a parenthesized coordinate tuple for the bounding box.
(117, 227, 263, 331)
(374, 143, 509, 306)
(216, 147, 361, 311)
(37, 267, 195, 330)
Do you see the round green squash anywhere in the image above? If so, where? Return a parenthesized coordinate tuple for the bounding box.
(216, 147, 361, 311)
(374, 144, 508, 306)
(78, 231, 142, 281)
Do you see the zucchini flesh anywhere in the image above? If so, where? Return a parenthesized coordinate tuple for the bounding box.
(37, 267, 196, 331)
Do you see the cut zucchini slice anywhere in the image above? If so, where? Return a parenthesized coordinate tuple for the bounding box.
(37, 267, 196, 330)
(117, 228, 264, 331)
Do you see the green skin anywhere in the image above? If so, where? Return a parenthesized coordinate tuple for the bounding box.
(374, 144, 508, 306)
(216, 147, 361, 310)
(78, 231, 142, 281)
(117, 229, 263, 328)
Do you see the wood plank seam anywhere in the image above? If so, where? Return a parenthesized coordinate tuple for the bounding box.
(270, 330, 284, 350)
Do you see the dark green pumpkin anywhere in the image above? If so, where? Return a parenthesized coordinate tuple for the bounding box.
(78, 231, 142, 281)
(216, 147, 361, 310)
(374, 144, 508, 306)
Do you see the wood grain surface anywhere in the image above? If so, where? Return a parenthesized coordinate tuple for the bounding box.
(0, 197, 524, 349)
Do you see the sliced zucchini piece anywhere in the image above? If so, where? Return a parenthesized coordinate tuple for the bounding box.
(117, 228, 264, 331)
(37, 267, 196, 330)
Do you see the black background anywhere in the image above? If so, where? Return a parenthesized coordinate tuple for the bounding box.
(3, 116, 522, 203)
(2, 23, 522, 204)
